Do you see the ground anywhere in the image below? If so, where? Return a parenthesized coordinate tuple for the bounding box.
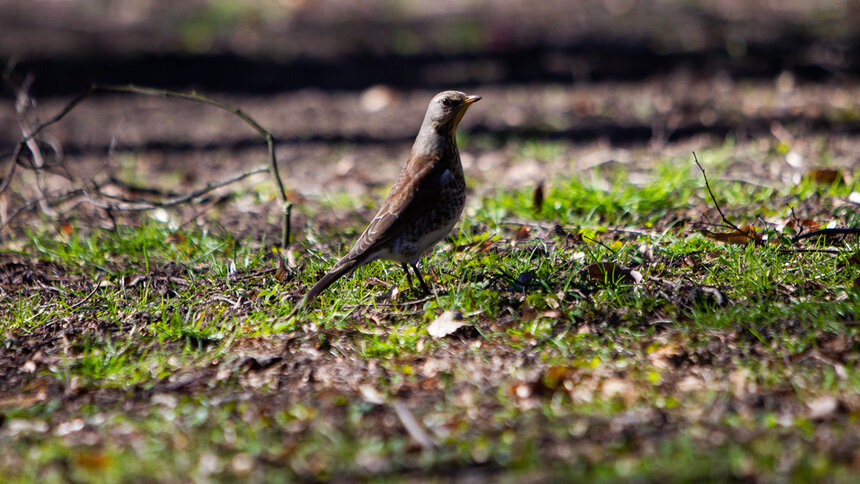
(1, 1, 860, 482)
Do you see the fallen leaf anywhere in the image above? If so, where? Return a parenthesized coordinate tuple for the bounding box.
(359, 384, 385, 405)
(514, 225, 530, 240)
(784, 219, 821, 234)
(676, 375, 704, 393)
(273, 251, 290, 282)
(165, 233, 186, 244)
(580, 262, 642, 285)
(647, 342, 684, 369)
(533, 181, 545, 212)
(601, 377, 634, 400)
(540, 366, 574, 392)
(4, 419, 49, 437)
(76, 451, 112, 471)
(700, 224, 762, 245)
(427, 311, 468, 338)
(807, 395, 840, 420)
(805, 168, 844, 185)
(55, 418, 85, 436)
(477, 239, 495, 253)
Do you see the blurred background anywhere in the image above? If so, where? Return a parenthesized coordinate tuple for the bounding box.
(0, 0, 858, 237)
(2, 0, 859, 93)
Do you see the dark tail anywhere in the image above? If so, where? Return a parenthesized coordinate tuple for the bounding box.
(287, 258, 361, 320)
(287, 256, 367, 320)
(305, 258, 361, 301)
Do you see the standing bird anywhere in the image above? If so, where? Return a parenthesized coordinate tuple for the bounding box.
(291, 91, 480, 314)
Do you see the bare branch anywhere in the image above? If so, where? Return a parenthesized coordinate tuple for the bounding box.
(4, 83, 294, 246)
(93, 167, 268, 209)
(91, 84, 292, 246)
(0, 187, 88, 230)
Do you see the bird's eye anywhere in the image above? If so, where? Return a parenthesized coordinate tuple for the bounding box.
(441, 98, 454, 107)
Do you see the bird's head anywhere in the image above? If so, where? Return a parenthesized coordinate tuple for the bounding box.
(423, 91, 481, 133)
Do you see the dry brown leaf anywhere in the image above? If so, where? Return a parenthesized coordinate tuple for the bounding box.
(273, 250, 289, 282)
(520, 304, 537, 321)
(514, 225, 530, 240)
(533, 181, 545, 212)
(477, 239, 495, 253)
(76, 451, 112, 471)
(785, 219, 821, 233)
(700, 224, 761, 245)
(647, 343, 684, 369)
(541, 366, 574, 392)
(580, 262, 642, 285)
(456, 238, 496, 254)
(165, 233, 186, 244)
(805, 168, 844, 185)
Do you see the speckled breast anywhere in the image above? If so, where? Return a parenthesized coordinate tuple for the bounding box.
(395, 146, 466, 263)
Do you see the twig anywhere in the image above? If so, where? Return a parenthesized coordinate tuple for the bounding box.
(6, 74, 57, 217)
(69, 284, 102, 309)
(792, 228, 860, 243)
(777, 248, 844, 255)
(372, 295, 436, 308)
(0, 187, 88, 231)
(94, 84, 292, 247)
(392, 400, 435, 450)
(92, 167, 268, 208)
(0, 142, 21, 197)
(6, 83, 293, 247)
(582, 235, 617, 255)
(692, 152, 743, 233)
(714, 178, 773, 190)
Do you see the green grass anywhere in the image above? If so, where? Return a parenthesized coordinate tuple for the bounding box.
(2, 156, 859, 482)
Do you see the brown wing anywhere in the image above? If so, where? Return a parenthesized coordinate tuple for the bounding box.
(301, 155, 444, 303)
(343, 153, 446, 262)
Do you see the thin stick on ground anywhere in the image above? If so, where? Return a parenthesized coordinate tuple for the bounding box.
(4, 83, 293, 247)
(692, 151, 744, 234)
(0, 187, 87, 230)
(90, 167, 269, 209)
(777, 248, 844, 254)
(792, 228, 860, 243)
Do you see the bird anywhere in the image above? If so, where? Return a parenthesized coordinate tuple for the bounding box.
(290, 90, 480, 315)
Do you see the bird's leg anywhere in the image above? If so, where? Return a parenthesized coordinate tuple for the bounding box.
(409, 262, 432, 295)
(401, 263, 415, 291)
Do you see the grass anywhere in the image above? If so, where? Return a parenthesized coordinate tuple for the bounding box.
(1, 154, 859, 482)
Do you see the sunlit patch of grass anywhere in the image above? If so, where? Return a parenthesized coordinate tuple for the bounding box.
(23, 219, 236, 275)
(2, 144, 859, 482)
(475, 158, 700, 227)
